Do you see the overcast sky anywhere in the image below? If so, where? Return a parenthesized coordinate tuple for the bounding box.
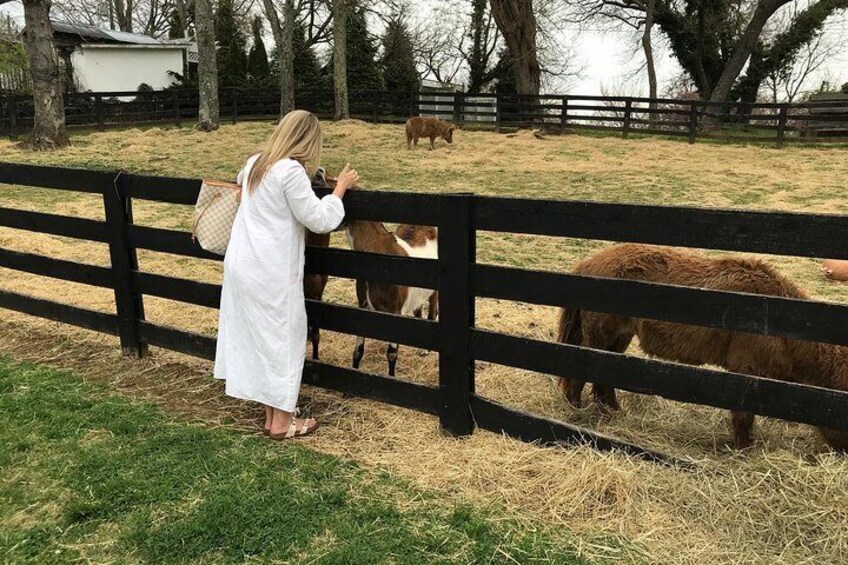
(2, 1, 845, 97)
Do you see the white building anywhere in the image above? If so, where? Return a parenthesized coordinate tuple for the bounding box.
(48, 21, 192, 92)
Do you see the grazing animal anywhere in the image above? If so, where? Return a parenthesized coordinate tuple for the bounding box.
(557, 243, 848, 451)
(349, 222, 438, 376)
(311, 169, 439, 376)
(405, 116, 456, 150)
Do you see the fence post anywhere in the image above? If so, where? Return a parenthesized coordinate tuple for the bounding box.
(623, 98, 632, 139)
(494, 94, 501, 133)
(776, 105, 788, 148)
(231, 89, 238, 125)
(560, 96, 568, 133)
(453, 92, 464, 125)
(688, 101, 698, 144)
(102, 172, 147, 358)
(172, 90, 182, 127)
(95, 94, 105, 131)
(8, 95, 17, 141)
(437, 193, 476, 437)
(372, 91, 381, 123)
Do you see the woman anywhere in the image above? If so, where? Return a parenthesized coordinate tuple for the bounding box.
(214, 110, 358, 440)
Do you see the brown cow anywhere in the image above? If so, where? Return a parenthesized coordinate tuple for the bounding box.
(405, 116, 456, 150)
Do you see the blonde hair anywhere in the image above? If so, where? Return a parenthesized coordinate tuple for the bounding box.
(246, 110, 323, 192)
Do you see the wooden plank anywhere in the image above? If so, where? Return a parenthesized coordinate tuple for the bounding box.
(133, 271, 221, 308)
(471, 330, 848, 434)
(121, 173, 202, 205)
(474, 196, 848, 259)
(306, 247, 439, 288)
(437, 193, 476, 436)
(0, 162, 113, 193)
(139, 320, 217, 360)
(303, 359, 439, 415)
(0, 289, 118, 335)
(0, 248, 113, 287)
(313, 187, 440, 225)
(306, 300, 439, 350)
(473, 264, 848, 347)
(470, 395, 682, 466)
(126, 225, 222, 261)
(0, 207, 109, 242)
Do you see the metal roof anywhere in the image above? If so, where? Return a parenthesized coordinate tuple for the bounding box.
(50, 21, 167, 45)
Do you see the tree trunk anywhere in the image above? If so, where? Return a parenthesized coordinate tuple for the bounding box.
(709, 0, 791, 103)
(22, 0, 68, 149)
(281, 0, 296, 115)
(489, 0, 541, 95)
(332, 0, 349, 119)
(262, 0, 295, 117)
(642, 0, 658, 122)
(194, 0, 219, 131)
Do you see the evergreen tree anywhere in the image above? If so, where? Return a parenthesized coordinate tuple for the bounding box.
(247, 16, 270, 85)
(380, 15, 419, 94)
(214, 0, 248, 87)
(490, 47, 516, 94)
(325, 1, 383, 94)
(270, 23, 327, 93)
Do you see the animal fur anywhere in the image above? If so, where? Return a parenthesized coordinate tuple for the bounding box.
(557, 243, 848, 451)
(405, 116, 456, 150)
(311, 169, 438, 376)
(304, 230, 330, 360)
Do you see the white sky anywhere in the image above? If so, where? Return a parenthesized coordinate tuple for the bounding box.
(2, 1, 845, 97)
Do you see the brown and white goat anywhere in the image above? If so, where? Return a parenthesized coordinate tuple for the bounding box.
(557, 243, 848, 451)
(349, 222, 438, 376)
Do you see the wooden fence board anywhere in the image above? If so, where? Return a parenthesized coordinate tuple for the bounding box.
(0, 207, 108, 241)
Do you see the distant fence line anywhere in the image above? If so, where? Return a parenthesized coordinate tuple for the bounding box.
(2, 88, 848, 146)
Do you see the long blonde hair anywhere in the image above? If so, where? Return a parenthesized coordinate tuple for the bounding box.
(246, 110, 323, 192)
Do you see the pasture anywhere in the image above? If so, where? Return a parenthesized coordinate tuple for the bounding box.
(2, 122, 848, 563)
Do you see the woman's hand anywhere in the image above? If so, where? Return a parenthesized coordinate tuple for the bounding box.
(333, 163, 359, 198)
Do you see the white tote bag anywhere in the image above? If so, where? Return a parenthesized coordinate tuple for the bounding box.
(192, 179, 241, 256)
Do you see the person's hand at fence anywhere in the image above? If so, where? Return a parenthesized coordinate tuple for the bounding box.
(334, 163, 359, 198)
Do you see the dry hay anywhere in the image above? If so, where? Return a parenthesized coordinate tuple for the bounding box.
(2, 122, 848, 563)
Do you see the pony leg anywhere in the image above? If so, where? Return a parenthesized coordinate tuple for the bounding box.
(387, 343, 399, 377)
(427, 292, 439, 321)
(353, 336, 365, 369)
(560, 379, 587, 408)
(429, 136, 435, 149)
(591, 334, 632, 411)
(731, 411, 755, 449)
(309, 324, 320, 360)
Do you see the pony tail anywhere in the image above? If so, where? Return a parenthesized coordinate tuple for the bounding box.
(557, 307, 582, 345)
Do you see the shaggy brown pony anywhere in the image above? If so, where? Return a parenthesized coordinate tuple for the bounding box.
(557, 243, 848, 451)
(405, 116, 456, 150)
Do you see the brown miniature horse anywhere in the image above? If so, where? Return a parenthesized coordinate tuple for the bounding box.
(557, 243, 848, 451)
(405, 116, 456, 150)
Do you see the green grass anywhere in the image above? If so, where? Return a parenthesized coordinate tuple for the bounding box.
(0, 356, 592, 564)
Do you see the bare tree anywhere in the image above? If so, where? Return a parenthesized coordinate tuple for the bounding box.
(489, 0, 541, 94)
(15, 0, 69, 149)
(764, 32, 845, 102)
(194, 0, 219, 131)
(263, 0, 296, 116)
(332, 0, 349, 118)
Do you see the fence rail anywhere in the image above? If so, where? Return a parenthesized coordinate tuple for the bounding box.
(3, 89, 848, 146)
(3, 162, 848, 466)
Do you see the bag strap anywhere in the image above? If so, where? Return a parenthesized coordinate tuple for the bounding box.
(191, 192, 222, 242)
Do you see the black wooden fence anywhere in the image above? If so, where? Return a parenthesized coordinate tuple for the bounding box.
(3, 89, 848, 146)
(3, 162, 848, 465)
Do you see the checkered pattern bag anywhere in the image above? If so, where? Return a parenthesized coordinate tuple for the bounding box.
(192, 179, 242, 256)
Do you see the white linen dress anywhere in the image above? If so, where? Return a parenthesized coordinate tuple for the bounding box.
(214, 156, 345, 411)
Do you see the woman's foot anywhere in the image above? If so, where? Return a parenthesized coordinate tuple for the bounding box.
(268, 408, 318, 440)
(264, 405, 273, 434)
